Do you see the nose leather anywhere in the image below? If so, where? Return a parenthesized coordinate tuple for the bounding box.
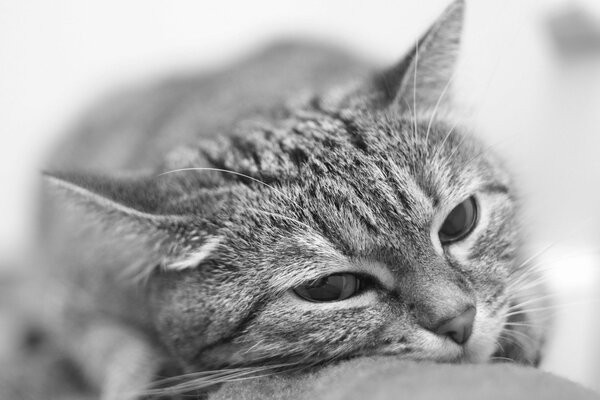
(434, 307, 476, 345)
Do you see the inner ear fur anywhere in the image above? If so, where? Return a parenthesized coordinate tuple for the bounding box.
(42, 171, 202, 281)
(44, 171, 172, 219)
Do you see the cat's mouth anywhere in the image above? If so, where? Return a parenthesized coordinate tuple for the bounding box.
(344, 335, 472, 365)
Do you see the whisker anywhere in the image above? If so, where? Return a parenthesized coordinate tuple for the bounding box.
(150, 363, 292, 386)
(506, 267, 548, 288)
(507, 293, 558, 311)
(247, 207, 313, 232)
(242, 338, 267, 355)
(445, 134, 468, 160)
(490, 356, 516, 363)
(157, 167, 301, 210)
(144, 362, 301, 396)
(426, 67, 459, 155)
(507, 232, 600, 283)
(515, 243, 559, 272)
(505, 273, 543, 293)
(498, 330, 534, 352)
(503, 244, 600, 293)
(151, 368, 262, 387)
(432, 119, 460, 160)
(497, 332, 523, 349)
(501, 328, 537, 343)
(413, 38, 420, 144)
(494, 339, 506, 354)
(461, 136, 517, 168)
(504, 321, 546, 329)
(400, 103, 421, 147)
(503, 300, 600, 318)
(513, 248, 600, 276)
(506, 279, 548, 297)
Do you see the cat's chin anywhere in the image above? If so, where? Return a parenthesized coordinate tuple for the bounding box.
(356, 343, 471, 365)
(411, 333, 498, 364)
(411, 344, 494, 364)
(461, 333, 499, 364)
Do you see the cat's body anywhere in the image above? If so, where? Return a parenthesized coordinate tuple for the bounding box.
(40, 1, 548, 399)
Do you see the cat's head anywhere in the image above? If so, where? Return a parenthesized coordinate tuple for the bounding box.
(46, 0, 547, 374)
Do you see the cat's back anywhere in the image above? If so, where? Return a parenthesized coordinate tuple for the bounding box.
(48, 41, 372, 171)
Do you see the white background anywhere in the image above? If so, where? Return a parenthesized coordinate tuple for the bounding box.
(1, 0, 600, 392)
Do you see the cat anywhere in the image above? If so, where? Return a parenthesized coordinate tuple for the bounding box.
(39, 0, 549, 398)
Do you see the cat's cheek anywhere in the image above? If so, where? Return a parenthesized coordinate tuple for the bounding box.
(235, 293, 391, 363)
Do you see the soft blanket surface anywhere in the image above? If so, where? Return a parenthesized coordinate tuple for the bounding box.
(211, 357, 600, 400)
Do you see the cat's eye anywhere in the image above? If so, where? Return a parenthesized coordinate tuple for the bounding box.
(438, 196, 478, 244)
(293, 273, 361, 302)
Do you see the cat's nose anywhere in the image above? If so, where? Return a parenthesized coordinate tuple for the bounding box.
(433, 306, 476, 345)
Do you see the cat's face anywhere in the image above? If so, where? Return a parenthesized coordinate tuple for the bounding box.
(146, 106, 529, 370)
(47, 0, 546, 374)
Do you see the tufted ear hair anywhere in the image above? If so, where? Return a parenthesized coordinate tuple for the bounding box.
(372, 0, 465, 113)
(43, 171, 182, 221)
(42, 171, 214, 281)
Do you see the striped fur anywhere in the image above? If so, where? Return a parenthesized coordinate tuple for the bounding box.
(41, 1, 548, 397)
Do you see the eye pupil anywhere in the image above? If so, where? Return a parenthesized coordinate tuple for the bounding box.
(439, 196, 478, 244)
(293, 274, 360, 302)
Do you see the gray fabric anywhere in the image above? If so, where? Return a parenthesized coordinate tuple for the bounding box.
(211, 357, 600, 400)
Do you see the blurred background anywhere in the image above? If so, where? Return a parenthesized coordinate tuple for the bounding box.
(1, 0, 599, 393)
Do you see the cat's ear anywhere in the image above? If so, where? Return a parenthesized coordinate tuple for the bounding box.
(43, 171, 180, 224)
(43, 171, 198, 280)
(373, 0, 465, 112)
